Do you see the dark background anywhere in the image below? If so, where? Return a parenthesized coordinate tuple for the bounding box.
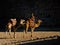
(0, 0, 60, 31)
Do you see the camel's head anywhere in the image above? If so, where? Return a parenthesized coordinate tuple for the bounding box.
(35, 20, 42, 28)
(20, 19, 25, 25)
(38, 19, 42, 23)
(10, 18, 17, 26)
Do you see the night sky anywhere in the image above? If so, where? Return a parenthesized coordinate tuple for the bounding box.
(0, 0, 60, 31)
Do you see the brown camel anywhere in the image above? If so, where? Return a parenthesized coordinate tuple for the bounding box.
(6, 18, 17, 38)
(20, 14, 42, 39)
(25, 19, 42, 40)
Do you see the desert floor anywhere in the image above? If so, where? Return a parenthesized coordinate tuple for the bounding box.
(0, 31, 60, 45)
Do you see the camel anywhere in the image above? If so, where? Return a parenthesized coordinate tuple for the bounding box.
(26, 14, 42, 39)
(6, 18, 17, 38)
(25, 19, 42, 40)
(6, 18, 25, 38)
(20, 14, 42, 39)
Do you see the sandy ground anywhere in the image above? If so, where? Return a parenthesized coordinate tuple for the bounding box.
(0, 31, 60, 45)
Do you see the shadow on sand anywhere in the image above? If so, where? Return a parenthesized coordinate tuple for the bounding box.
(19, 36, 60, 45)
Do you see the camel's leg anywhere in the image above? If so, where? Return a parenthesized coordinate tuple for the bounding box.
(25, 21, 29, 34)
(6, 30, 8, 38)
(14, 30, 16, 39)
(31, 28, 35, 40)
(25, 27, 28, 34)
(9, 29, 12, 38)
(23, 30, 26, 38)
(23, 27, 29, 38)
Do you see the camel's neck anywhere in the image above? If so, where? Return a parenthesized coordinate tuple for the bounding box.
(35, 20, 42, 28)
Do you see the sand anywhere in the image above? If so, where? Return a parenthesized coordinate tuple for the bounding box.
(0, 31, 60, 45)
